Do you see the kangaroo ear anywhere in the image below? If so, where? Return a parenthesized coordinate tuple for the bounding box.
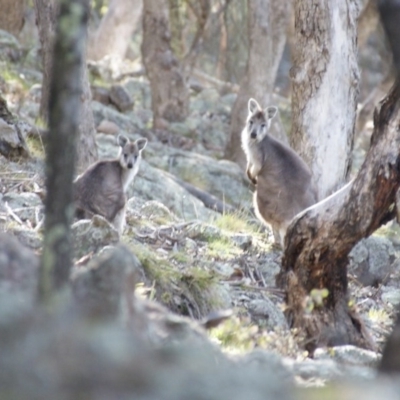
(136, 138, 147, 151)
(248, 98, 261, 114)
(265, 106, 277, 120)
(117, 134, 128, 148)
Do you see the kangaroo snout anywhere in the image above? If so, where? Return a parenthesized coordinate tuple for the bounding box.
(250, 131, 257, 139)
(127, 162, 133, 169)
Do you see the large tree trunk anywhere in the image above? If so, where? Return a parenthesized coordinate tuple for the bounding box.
(34, 0, 97, 172)
(0, 0, 24, 37)
(141, 0, 189, 128)
(277, 78, 400, 352)
(290, 0, 360, 199)
(224, 0, 289, 167)
(88, 0, 142, 61)
(40, 0, 90, 302)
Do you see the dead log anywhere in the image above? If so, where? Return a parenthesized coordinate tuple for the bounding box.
(277, 78, 400, 352)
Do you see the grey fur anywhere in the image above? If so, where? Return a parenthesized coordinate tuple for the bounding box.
(242, 98, 317, 246)
(74, 135, 147, 234)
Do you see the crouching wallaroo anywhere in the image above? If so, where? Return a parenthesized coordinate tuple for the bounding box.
(241, 98, 317, 247)
(74, 134, 147, 234)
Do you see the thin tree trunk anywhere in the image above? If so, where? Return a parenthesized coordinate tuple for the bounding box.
(141, 0, 189, 128)
(277, 78, 400, 351)
(88, 0, 142, 61)
(0, 0, 24, 37)
(34, 0, 97, 171)
(224, 0, 289, 167)
(39, 0, 90, 302)
(290, 0, 360, 199)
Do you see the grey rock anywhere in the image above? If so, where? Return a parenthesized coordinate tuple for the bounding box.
(2, 191, 43, 222)
(109, 84, 134, 112)
(144, 145, 251, 208)
(132, 162, 219, 222)
(0, 118, 30, 159)
(314, 345, 381, 368)
(0, 232, 38, 301)
(123, 77, 152, 109)
(92, 100, 144, 131)
(348, 236, 396, 287)
(381, 286, 400, 305)
(72, 245, 141, 319)
(138, 200, 178, 223)
(247, 297, 288, 329)
(72, 215, 119, 259)
(9, 227, 42, 250)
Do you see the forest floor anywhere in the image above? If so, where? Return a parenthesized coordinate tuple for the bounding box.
(1, 27, 400, 389)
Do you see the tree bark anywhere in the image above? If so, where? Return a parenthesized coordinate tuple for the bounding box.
(39, 0, 90, 302)
(141, 0, 189, 128)
(0, 0, 24, 37)
(34, 0, 97, 172)
(277, 78, 400, 352)
(290, 0, 360, 199)
(224, 0, 290, 167)
(88, 0, 143, 61)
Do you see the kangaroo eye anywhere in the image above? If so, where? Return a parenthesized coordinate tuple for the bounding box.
(249, 120, 253, 126)
(124, 154, 128, 160)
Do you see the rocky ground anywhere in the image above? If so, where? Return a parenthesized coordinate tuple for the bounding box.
(1, 28, 400, 398)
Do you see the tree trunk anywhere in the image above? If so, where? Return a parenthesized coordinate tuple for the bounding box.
(290, 0, 360, 200)
(40, 0, 90, 302)
(141, 0, 189, 128)
(0, 0, 24, 37)
(34, 0, 97, 171)
(224, 0, 289, 167)
(277, 78, 400, 352)
(88, 0, 142, 61)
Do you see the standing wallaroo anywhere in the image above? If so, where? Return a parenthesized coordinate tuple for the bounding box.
(73, 134, 147, 235)
(241, 98, 317, 247)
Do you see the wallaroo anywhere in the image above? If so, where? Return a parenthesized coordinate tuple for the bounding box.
(74, 134, 147, 234)
(241, 98, 317, 247)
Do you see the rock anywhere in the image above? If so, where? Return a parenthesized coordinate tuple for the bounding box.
(0, 29, 22, 62)
(230, 233, 252, 250)
(132, 162, 219, 222)
(96, 119, 120, 135)
(256, 253, 282, 287)
(109, 84, 134, 112)
(92, 100, 144, 132)
(9, 227, 42, 250)
(314, 345, 381, 368)
(72, 215, 119, 259)
(144, 145, 251, 208)
(0, 232, 38, 301)
(348, 236, 396, 287)
(72, 245, 141, 319)
(0, 117, 29, 159)
(381, 286, 400, 305)
(1, 191, 43, 222)
(91, 85, 111, 105)
(247, 298, 288, 330)
(123, 77, 152, 109)
(138, 200, 178, 223)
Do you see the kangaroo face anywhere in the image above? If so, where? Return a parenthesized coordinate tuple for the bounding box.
(246, 98, 277, 143)
(117, 135, 147, 170)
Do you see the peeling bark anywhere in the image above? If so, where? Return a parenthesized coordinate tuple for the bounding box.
(88, 0, 142, 61)
(224, 0, 290, 167)
(141, 0, 189, 128)
(278, 79, 400, 351)
(290, 0, 360, 199)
